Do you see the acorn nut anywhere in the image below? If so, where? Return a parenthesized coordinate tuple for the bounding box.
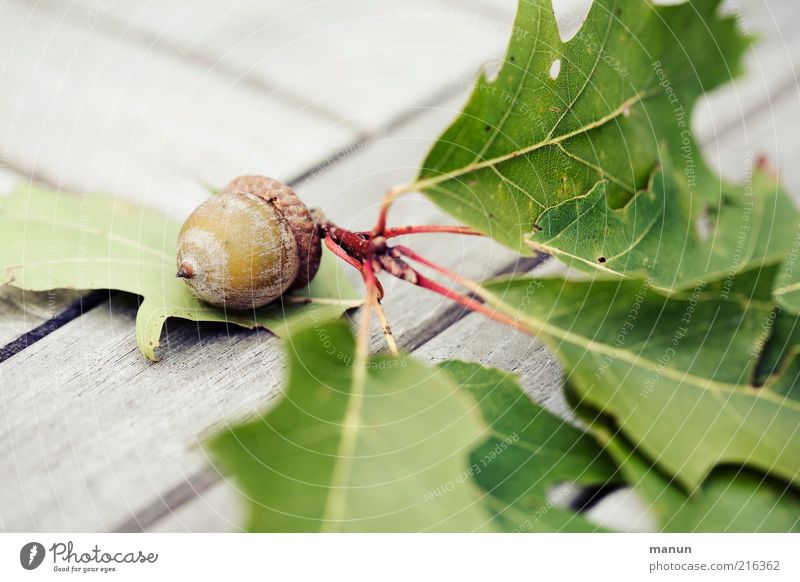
(176, 176, 322, 310)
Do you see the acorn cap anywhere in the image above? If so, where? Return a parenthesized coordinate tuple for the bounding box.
(222, 175, 322, 290)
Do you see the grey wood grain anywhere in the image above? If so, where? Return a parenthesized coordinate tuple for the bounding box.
(0, 287, 84, 347)
(0, 0, 354, 220)
(146, 472, 242, 533)
(30, 0, 512, 133)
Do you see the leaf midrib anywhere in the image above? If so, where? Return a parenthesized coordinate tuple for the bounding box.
(320, 354, 367, 531)
(490, 297, 800, 412)
(408, 87, 662, 196)
(6, 216, 173, 262)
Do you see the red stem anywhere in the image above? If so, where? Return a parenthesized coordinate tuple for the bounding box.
(361, 259, 378, 299)
(324, 232, 384, 300)
(392, 245, 474, 286)
(361, 225, 484, 239)
(411, 271, 518, 329)
(373, 193, 393, 236)
(322, 220, 509, 329)
(325, 223, 370, 261)
(324, 234, 363, 272)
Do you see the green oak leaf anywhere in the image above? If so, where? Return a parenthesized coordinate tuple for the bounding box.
(752, 311, 800, 402)
(209, 320, 496, 532)
(531, 152, 798, 291)
(439, 360, 618, 532)
(0, 184, 361, 360)
(209, 323, 625, 532)
(662, 470, 800, 532)
(412, 0, 797, 290)
(480, 266, 800, 490)
(590, 418, 800, 532)
(773, 226, 800, 313)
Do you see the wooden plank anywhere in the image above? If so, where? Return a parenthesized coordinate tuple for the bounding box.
(0, 0, 355, 219)
(702, 47, 800, 193)
(146, 476, 242, 533)
(2, 0, 791, 217)
(31, 0, 512, 134)
(695, 3, 800, 154)
(0, 288, 87, 349)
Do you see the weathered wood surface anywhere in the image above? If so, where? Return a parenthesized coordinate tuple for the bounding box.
(0, 0, 353, 219)
(1, 0, 799, 532)
(31, 0, 513, 134)
(0, 288, 72, 346)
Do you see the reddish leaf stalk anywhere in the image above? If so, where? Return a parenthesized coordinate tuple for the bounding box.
(368, 225, 484, 239)
(320, 212, 517, 351)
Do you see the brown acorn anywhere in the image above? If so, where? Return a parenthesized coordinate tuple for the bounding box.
(176, 176, 321, 309)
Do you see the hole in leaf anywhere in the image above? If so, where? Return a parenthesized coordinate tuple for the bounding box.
(598, 256, 607, 264)
(695, 204, 716, 241)
(583, 487, 659, 533)
(481, 59, 502, 83)
(567, 482, 627, 512)
(546, 482, 583, 509)
(549, 58, 562, 80)
(553, 0, 592, 42)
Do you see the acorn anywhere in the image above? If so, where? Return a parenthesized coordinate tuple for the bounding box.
(176, 176, 321, 310)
